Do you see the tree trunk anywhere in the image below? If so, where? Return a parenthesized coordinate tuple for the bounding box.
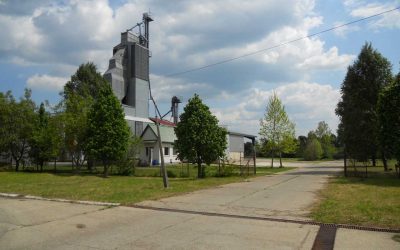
(197, 160, 202, 178)
(344, 152, 347, 177)
(40, 162, 43, 172)
(372, 155, 376, 167)
(271, 149, 274, 168)
(279, 151, 283, 168)
(103, 162, 109, 178)
(382, 152, 388, 171)
(87, 159, 94, 172)
(15, 160, 20, 172)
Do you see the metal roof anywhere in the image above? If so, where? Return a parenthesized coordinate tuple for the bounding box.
(228, 131, 257, 140)
(149, 117, 176, 127)
(141, 124, 177, 143)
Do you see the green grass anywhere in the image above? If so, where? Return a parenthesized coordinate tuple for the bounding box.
(0, 167, 293, 205)
(134, 165, 292, 178)
(311, 166, 400, 228)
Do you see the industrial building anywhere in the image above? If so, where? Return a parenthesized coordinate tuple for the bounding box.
(104, 13, 256, 166)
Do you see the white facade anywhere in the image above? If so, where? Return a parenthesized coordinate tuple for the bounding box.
(139, 124, 179, 166)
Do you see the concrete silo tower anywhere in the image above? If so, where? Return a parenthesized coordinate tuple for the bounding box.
(104, 13, 153, 135)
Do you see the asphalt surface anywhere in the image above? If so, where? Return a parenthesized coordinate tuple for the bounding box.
(0, 160, 399, 249)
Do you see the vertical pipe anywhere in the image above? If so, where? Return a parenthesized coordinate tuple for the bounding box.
(253, 138, 256, 175)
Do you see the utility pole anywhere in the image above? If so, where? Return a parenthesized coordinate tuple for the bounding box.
(155, 116, 169, 188)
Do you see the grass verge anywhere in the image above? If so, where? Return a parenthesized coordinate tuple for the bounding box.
(311, 167, 400, 228)
(0, 167, 293, 205)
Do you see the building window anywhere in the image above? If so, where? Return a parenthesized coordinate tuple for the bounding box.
(164, 147, 169, 155)
(145, 147, 149, 156)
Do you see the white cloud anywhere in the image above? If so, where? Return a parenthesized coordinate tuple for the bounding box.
(183, 16, 353, 73)
(333, 21, 360, 38)
(26, 74, 68, 91)
(150, 74, 214, 103)
(0, 0, 352, 135)
(212, 82, 340, 136)
(345, 1, 400, 30)
(298, 47, 355, 70)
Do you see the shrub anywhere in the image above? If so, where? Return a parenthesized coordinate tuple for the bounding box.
(117, 158, 136, 176)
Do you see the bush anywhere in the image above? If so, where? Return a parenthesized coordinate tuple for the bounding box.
(304, 138, 323, 161)
(214, 164, 234, 177)
(117, 158, 136, 176)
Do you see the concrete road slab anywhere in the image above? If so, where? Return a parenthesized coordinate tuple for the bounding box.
(138, 161, 341, 219)
(334, 228, 400, 250)
(0, 198, 319, 250)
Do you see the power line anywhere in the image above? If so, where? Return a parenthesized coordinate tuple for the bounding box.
(164, 6, 400, 78)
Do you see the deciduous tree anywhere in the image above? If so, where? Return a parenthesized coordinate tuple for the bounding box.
(174, 94, 227, 178)
(378, 73, 400, 170)
(62, 62, 108, 171)
(259, 92, 296, 167)
(85, 84, 130, 177)
(2, 89, 36, 171)
(29, 103, 62, 172)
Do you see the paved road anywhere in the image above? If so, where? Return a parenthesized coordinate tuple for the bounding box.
(139, 160, 343, 220)
(1, 161, 399, 249)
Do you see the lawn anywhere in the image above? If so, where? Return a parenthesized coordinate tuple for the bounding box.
(311, 166, 400, 229)
(0, 167, 292, 205)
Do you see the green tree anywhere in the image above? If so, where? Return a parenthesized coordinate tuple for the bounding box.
(378, 73, 400, 169)
(63, 62, 106, 99)
(315, 121, 336, 159)
(85, 84, 130, 177)
(29, 103, 62, 172)
(63, 93, 91, 172)
(174, 94, 227, 178)
(62, 62, 108, 172)
(304, 138, 323, 161)
(336, 43, 392, 166)
(2, 89, 36, 171)
(0, 91, 11, 153)
(259, 92, 296, 167)
(296, 135, 307, 158)
(117, 135, 142, 176)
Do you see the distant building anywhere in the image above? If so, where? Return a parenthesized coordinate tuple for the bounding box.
(226, 131, 256, 163)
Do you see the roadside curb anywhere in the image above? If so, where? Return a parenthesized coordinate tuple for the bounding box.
(0, 192, 120, 207)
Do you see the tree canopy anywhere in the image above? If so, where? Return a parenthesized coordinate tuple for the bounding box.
(378, 73, 400, 166)
(336, 42, 392, 164)
(259, 92, 296, 167)
(62, 62, 108, 171)
(29, 103, 62, 171)
(85, 84, 130, 177)
(174, 94, 227, 178)
(1, 89, 36, 171)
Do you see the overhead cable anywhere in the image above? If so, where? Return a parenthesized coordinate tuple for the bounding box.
(164, 6, 400, 77)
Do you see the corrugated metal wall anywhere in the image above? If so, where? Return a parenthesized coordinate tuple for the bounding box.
(229, 134, 244, 152)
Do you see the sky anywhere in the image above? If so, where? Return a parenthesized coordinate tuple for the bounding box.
(0, 0, 399, 136)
